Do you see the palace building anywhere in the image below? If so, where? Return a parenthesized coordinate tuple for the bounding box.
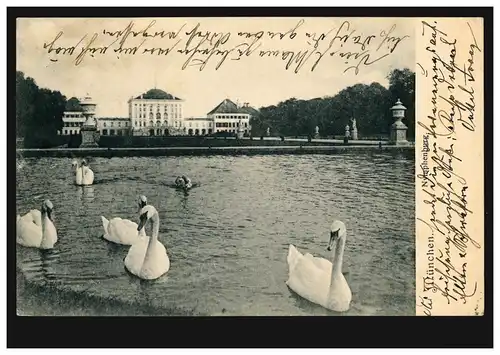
(206, 99, 255, 135)
(127, 88, 185, 136)
(59, 111, 86, 135)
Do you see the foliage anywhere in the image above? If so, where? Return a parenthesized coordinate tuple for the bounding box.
(252, 68, 415, 140)
(16, 71, 67, 147)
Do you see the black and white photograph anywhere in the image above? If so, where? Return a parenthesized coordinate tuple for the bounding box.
(11, 12, 486, 325)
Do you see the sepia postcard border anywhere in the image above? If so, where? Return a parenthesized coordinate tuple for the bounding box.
(7, 6, 493, 349)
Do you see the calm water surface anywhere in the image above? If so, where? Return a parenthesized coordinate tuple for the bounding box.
(16, 152, 415, 316)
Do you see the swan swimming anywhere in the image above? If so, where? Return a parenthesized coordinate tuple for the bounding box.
(72, 158, 94, 186)
(124, 204, 170, 280)
(101, 195, 148, 245)
(16, 200, 58, 249)
(286, 220, 352, 312)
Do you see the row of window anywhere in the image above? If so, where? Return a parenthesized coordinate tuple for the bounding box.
(214, 114, 249, 119)
(215, 122, 249, 128)
(64, 114, 83, 118)
(133, 120, 181, 127)
(133, 103, 181, 109)
(64, 122, 84, 127)
(133, 112, 180, 119)
(102, 121, 129, 128)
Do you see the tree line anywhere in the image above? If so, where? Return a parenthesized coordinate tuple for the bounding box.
(250, 68, 415, 140)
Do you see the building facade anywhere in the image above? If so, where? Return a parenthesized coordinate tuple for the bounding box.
(127, 89, 185, 136)
(59, 111, 86, 135)
(206, 99, 254, 135)
(183, 117, 214, 136)
(97, 117, 131, 136)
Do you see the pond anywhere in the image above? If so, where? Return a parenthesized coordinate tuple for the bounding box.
(16, 152, 415, 316)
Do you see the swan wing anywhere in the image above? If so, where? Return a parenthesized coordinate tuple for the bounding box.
(106, 218, 143, 245)
(83, 167, 94, 185)
(16, 216, 43, 248)
(29, 210, 42, 226)
(304, 253, 332, 272)
(75, 167, 83, 185)
(124, 238, 150, 277)
(286, 247, 330, 308)
(287, 244, 304, 275)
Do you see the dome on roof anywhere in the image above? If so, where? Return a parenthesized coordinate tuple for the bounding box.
(136, 89, 181, 100)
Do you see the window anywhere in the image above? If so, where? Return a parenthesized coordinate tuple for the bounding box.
(103, 122, 107, 127)
(135, 121, 138, 126)
(110, 129, 115, 135)
(118, 122, 121, 127)
(102, 129, 108, 135)
(111, 122, 114, 127)
(156, 112, 161, 120)
(149, 120, 154, 127)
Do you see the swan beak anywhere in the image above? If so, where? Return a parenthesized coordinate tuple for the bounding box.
(137, 212, 148, 231)
(46, 208, 53, 221)
(327, 230, 337, 251)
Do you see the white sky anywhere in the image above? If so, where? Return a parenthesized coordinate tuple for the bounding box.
(16, 17, 415, 117)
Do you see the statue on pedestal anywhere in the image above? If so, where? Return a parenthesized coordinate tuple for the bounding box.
(266, 127, 270, 137)
(350, 118, 358, 140)
(314, 125, 319, 138)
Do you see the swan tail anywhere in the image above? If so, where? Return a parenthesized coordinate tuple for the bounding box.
(287, 244, 302, 273)
(101, 216, 110, 236)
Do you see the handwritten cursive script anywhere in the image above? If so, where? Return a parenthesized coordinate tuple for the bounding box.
(416, 20, 482, 315)
(41, 19, 409, 75)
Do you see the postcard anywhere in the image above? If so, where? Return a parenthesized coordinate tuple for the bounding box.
(14, 14, 484, 321)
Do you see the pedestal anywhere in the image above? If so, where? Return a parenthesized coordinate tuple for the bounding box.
(390, 122, 409, 145)
(237, 129, 244, 139)
(80, 125, 99, 148)
(351, 128, 358, 140)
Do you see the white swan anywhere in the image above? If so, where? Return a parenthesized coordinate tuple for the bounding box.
(16, 200, 58, 249)
(124, 204, 170, 280)
(72, 159, 94, 186)
(286, 220, 352, 312)
(101, 195, 148, 245)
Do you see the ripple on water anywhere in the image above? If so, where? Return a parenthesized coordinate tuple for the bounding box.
(16, 152, 415, 316)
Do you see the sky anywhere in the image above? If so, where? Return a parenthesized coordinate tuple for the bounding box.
(16, 17, 416, 118)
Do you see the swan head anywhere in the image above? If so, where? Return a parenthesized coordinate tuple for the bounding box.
(137, 195, 148, 212)
(81, 159, 88, 166)
(41, 199, 54, 221)
(327, 220, 346, 251)
(71, 159, 79, 168)
(137, 205, 158, 231)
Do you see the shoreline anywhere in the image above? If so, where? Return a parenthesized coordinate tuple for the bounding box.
(17, 144, 414, 158)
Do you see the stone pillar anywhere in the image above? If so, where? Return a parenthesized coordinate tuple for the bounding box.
(344, 124, 350, 144)
(314, 125, 319, 139)
(350, 118, 358, 140)
(389, 98, 409, 145)
(266, 127, 270, 137)
(79, 95, 99, 148)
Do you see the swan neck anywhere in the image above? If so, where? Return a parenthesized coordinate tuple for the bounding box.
(40, 213, 52, 245)
(151, 213, 160, 240)
(331, 237, 345, 276)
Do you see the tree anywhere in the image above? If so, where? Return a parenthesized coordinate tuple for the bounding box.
(16, 71, 67, 147)
(16, 71, 38, 137)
